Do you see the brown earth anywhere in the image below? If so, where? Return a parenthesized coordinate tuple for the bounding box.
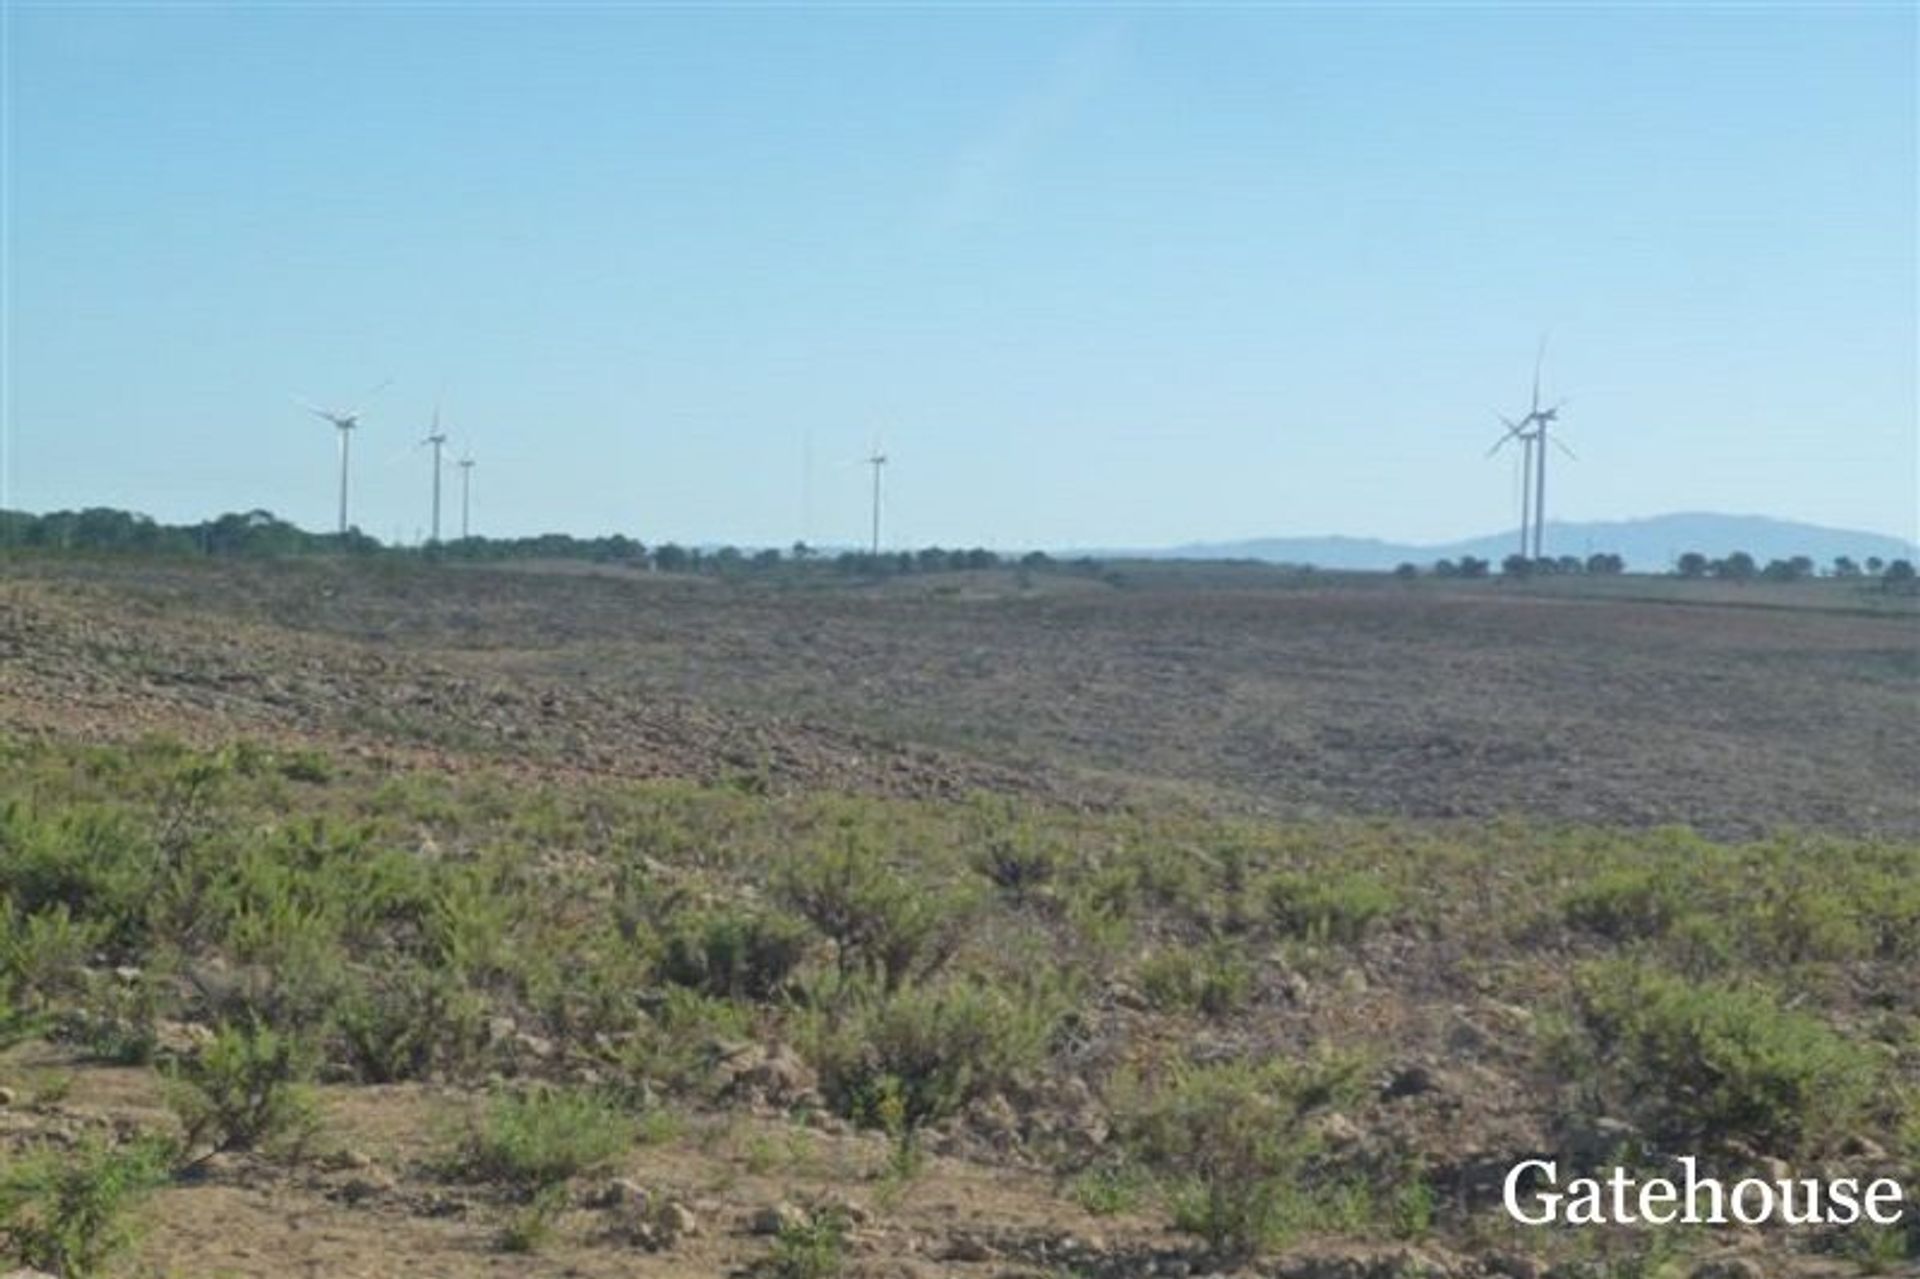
(1, 554, 1915, 1279)
(4, 555, 1915, 835)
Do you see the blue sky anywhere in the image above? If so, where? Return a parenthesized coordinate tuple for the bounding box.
(5, 2, 1914, 549)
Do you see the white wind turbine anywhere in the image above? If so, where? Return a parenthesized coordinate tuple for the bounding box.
(422, 403, 449, 545)
(296, 378, 391, 534)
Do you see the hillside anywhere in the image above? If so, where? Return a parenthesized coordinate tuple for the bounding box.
(1135, 512, 1918, 571)
(1, 556, 1915, 1279)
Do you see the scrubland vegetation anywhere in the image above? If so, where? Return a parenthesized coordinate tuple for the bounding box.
(0, 554, 1915, 1276)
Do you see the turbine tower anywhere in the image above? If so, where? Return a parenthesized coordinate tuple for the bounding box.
(1487, 413, 1536, 559)
(1487, 341, 1571, 559)
(423, 406, 449, 545)
(866, 445, 887, 557)
(456, 452, 475, 540)
(297, 379, 389, 535)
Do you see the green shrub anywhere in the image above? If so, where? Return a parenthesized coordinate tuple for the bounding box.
(451, 1087, 633, 1196)
(1565, 960, 1878, 1155)
(660, 907, 812, 1001)
(1747, 882, 1872, 964)
(1562, 868, 1689, 942)
(802, 979, 1055, 1136)
(2, 906, 108, 1010)
(336, 962, 490, 1083)
(167, 1021, 319, 1158)
(765, 1209, 848, 1279)
(496, 1184, 567, 1254)
(1067, 1161, 1153, 1216)
(968, 826, 1060, 900)
(1115, 1052, 1369, 1255)
(0, 1134, 171, 1277)
(779, 838, 973, 993)
(1266, 871, 1396, 944)
(1137, 940, 1253, 1016)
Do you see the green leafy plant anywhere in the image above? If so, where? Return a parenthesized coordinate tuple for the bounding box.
(0, 1134, 171, 1277)
(802, 978, 1055, 1142)
(1266, 871, 1396, 944)
(449, 1087, 634, 1196)
(1561, 960, 1878, 1155)
(167, 1020, 319, 1159)
(765, 1208, 847, 1279)
(1115, 1051, 1369, 1255)
(779, 836, 974, 993)
(1137, 940, 1254, 1016)
(660, 907, 812, 1001)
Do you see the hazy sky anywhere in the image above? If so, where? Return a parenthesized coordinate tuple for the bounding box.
(5, 3, 1915, 549)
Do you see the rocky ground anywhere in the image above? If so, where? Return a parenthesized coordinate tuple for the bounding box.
(1, 555, 1915, 1278)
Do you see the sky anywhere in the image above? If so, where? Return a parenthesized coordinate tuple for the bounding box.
(4, 2, 1915, 550)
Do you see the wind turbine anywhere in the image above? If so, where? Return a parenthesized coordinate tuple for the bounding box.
(422, 405, 449, 545)
(1487, 412, 1536, 559)
(456, 452, 475, 541)
(865, 443, 888, 557)
(296, 378, 390, 534)
(1488, 340, 1572, 559)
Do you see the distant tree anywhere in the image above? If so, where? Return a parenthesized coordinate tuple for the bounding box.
(653, 542, 691, 573)
(1458, 556, 1491, 579)
(1831, 556, 1860, 578)
(1432, 558, 1459, 579)
(1884, 559, 1917, 590)
(1675, 552, 1709, 579)
(1761, 556, 1815, 583)
(963, 548, 999, 571)
(1586, 552, 1625, 576)
(917, 547, 951, 574)
(1711, 552, 1757, 582)
(1393, 561, 1419, 580)
(752, 547, 783, 569)
(1866, 556, 1886, 575)
(1020, 550, 1051, 569)
(1501, 554, 1533, 578)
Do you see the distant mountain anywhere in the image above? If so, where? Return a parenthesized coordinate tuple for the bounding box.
(1122, 514, 1918, 572)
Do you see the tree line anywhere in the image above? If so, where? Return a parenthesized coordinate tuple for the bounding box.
(0, 507, 1101, 580)
(1390, 548, 1916, 588)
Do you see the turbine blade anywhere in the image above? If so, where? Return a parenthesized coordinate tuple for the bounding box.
(1531, 333, 1548, 414)
(1552, 436, 1578, 461)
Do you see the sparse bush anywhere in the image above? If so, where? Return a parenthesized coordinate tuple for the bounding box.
(167, 1021, 319, 1158)
(496, 1184, 567, 1254)
(0, 1134, 172, 1278)
(1266, 871, 1396, 943)
(451, 1087, 633, 1196)
(1562, 867, 1689, 941)
(2, 906, 108, 1010)
(802, 979, 1056, 1138)
(764, 1209, 848, 1279)
(1067, 1161, 1153, 1216)
(779, 837, 974, 993)
(968, 827, 1060, 900)
(660, 907, 812, 1001)
(1137, 940, 1253, 1016)
(336, 961, 490, 1082)
(1562, 960, 1878, 1155)
(1115, 1051, 1370, 1255)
